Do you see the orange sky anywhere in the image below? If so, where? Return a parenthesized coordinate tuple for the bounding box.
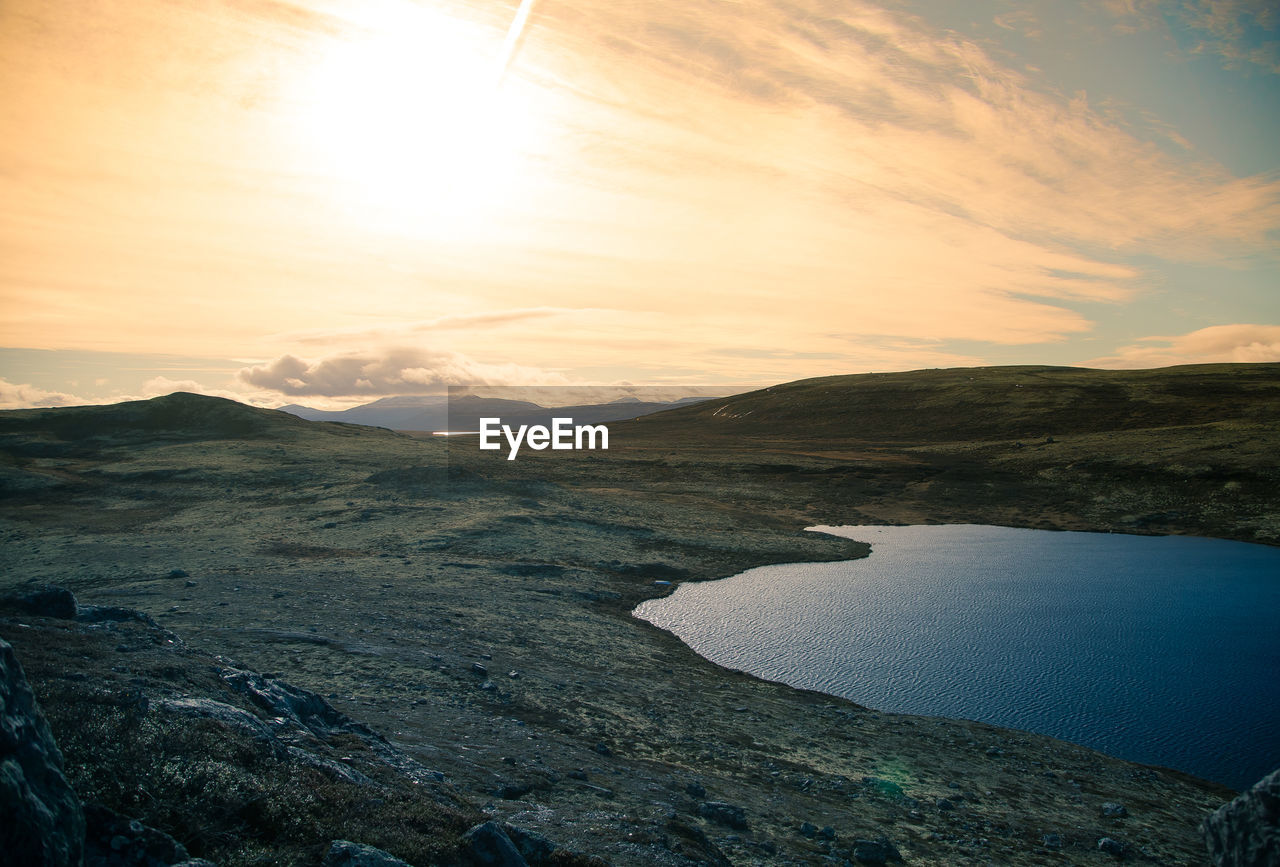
(1, 0, 1278, 407)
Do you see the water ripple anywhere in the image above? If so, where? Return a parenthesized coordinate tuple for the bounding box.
(635, 524, 1280, 790)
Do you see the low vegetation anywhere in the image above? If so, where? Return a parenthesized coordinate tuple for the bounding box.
(2, 363, 1274, 865)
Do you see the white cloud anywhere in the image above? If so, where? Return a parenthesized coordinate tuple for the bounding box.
(238, 347, 575, 397)
(0, 379, 90, 409)
(1088, 323, 1280, 367)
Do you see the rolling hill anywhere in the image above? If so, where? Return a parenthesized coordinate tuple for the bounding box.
(631, 363, 1280, 443)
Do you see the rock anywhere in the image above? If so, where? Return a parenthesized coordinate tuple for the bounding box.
(0, 638, 85, 866)
(1202, 767, 1280, 867)
(851, 837, 902, 864)
(592, 741, 611, 756)
(698, 801, 748, 830)
(1101, 801, 1129, 818)
(502, 824, 556, 864)
(799, 821, 818, 838)
(75, 606, 162, 628)
(471, 663, 489, 676)
(1042, 833, 1064, 849)
(666, 819, 732, 867)
(156, 697, 275, 741)
(220, 668, 443, 785)
(685, 780, 706, 799)
(323, 839, 412, 867)
(861, 777, 905, 798)
(496, 781, 534, 800)
(1098, 836, 1126, 857)
(167, 569, 189, 579)
(83, 802, 192, 866)
(819, 825, 836, 840)
(936, 797, 956, 811)
(2, 586, 78, 619)
(461, 821, 529, 866)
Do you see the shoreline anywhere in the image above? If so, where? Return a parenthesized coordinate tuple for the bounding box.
(634, 523, 1280, 792)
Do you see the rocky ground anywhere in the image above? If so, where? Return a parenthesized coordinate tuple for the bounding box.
(1, 374, 1274, 865)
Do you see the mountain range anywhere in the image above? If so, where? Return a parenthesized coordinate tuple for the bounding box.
(277, 394, 714, 432)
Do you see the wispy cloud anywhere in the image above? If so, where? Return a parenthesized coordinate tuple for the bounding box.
(1087, 323, 1280, 367)
(268, 307, 593, 346)
(1100, 0, 1280, 73)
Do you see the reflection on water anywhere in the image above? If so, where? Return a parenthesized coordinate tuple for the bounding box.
(635, 524, 1280, 789)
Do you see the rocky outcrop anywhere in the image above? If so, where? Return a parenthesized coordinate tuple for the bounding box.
(323, 839, 412, 867)
(219, 668, 445, 786)
(2, 585, 173, 638)
(3, 586, 78, 619)
(1203, 767, 1280, 867)
(83, 802, 201, 867)
(0, 637, 85, 866)
(461, 821, 528, 866)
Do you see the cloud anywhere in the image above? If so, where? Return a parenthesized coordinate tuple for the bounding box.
(1100, 0, 1280, 73)
(0, 379, 90, 409)
(238, 347, 574, 397)
(0, 374, 295, 410)
(1087, 323, 1280, 367)
(269, 307, 591, 346)
(3, 0, 1276, 382)
(544, 0, 1280, 261)
(993, 9, 1044, 39)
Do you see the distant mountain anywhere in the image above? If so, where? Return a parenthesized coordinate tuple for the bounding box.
(276, 394, 715, 432)
(277, 395, 450, 431)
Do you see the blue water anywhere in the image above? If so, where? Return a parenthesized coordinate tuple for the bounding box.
(634, 524, 1280, 790)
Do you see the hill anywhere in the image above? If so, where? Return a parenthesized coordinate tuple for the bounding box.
(631, 363, 1280, 442)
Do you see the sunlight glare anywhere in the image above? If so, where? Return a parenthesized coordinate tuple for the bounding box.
(291, 2, 543, 235)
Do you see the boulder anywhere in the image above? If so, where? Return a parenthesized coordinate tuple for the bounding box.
(851, 837, 902, 864)
(461, 821, 528, 866)
(0, 638, 85, 866)
(698, 800, 748, 830)
(83, 802, 192, 866)
(1097, 836, 1126, 857)
(1202, 767, 1280, 867)
(3, 586, 78, 619)
(502, 824, 556, 864)
(323, 840, 413, 867)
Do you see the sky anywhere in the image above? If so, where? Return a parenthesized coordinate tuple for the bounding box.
(1, 0, 1278, 409)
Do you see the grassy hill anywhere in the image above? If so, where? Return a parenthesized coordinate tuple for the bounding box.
(631, 363, 1280, 443)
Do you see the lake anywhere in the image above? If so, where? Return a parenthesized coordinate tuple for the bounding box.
(634, 524, 1280, 790)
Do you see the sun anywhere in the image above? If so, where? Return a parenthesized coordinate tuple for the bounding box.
(288, 2, 544, 235)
